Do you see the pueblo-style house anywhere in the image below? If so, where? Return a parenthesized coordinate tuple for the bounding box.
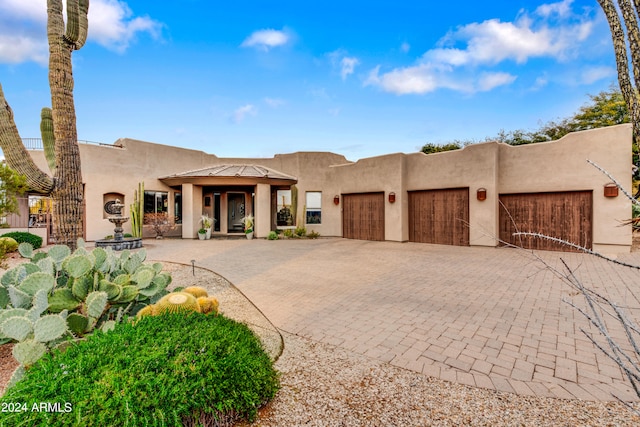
(7, 124, 633, 253)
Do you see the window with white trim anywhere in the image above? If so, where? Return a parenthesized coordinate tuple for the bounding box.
(305, 191, 321, 224)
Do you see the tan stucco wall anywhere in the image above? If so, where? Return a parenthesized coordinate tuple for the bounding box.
(26, 124, 632, 251)
(497, 125, 632, 252)
(405, 143, 500, 246)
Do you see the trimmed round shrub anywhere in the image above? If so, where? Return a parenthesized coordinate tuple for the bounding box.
(1, 231, 43, 249)
(0, 312, 279, 426)
(0, 236, 19, 253)
(267, 231, 278, 240)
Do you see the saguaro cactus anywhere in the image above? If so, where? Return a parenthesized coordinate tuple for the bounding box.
(130, 182, 144, 238)
(291, 185, 298, 226)
(0, 0, 89, 250)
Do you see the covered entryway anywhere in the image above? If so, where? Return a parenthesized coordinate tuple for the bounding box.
(499, 191, 593, 252)
(408, 188, 470, 246)
(342, 192, 385, 241)
(160, 164, 297, 238)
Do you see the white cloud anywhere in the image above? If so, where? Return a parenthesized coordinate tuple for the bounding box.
(328, 49, 359, 80)
(536, 0, 574, 19)
(89, 0, 163, 53)
(0, 0, 162, 64)
(580, 66, 616, 84)
(264, 97, 285, 108)
(0, 34, 47, 64)
(365, 64, 438, 95)
(477, 72, 517, 92)
(241, 29, 289, 51)
(366, 0, 598, 95)
(233, 104, 257, 123)
(340, 57, 359, 80)
(532, 75, 549, 91)
(364, 65, 514, 95)
(0, 0, 47, 22)
(423, 14, 589, 67)
(309, 87, 330, 100)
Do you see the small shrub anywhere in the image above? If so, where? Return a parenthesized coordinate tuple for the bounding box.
(0, 236, 18, 253)
(104, 233, 133, 239)
(0, 313, 279, 426)
(1, 231, 42, 249)
(283, 229, 294, 238)
(267, 231, 278, 240)
(144, 212, 177, 238)
(307, 230, 320, 239)
(294, 226, 307, 237)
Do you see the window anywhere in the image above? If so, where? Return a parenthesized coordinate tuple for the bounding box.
(306, 192, 321, 224)
(276, 189, 294, 226)
(174, 192, 182, 224)
(144, 191, 168, 214)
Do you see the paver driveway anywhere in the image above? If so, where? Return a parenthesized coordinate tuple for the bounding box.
(144, 237, 640, 402)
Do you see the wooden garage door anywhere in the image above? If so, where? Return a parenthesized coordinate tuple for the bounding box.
(499, 191, 592, 252)
(342, 193, 385, 241)
(408, 188, 470, 246)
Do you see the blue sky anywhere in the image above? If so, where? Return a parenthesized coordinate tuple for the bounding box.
(0, 0, 619, 161)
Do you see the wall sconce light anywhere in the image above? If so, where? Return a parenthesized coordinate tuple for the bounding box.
(333, 195, 340, 205)
(477, 188, 487, 201)
(604, 183, 619, 198)
(388, 192, 396, 203)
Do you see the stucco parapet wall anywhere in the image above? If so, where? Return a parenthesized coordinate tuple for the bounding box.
(113, 138, 217, 158)
(497, 124, 631, 194)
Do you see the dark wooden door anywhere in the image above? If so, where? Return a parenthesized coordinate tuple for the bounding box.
(499, 191, 593, 251)
(227, 193, 246, 233)
(342, 193, 385, 241)
(408, 188, 470, 246)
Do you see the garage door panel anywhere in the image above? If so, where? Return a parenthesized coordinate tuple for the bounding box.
(409, 188, 469, 246)
(342, 193, 385, 241)
(499, 191, 592, 252)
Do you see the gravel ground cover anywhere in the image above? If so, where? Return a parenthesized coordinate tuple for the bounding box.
(2, 256, 640, 425)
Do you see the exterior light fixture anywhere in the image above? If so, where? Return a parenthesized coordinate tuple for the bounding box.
(604, 183, 619, 197)
(477, 188, 487, 201)
(334, 195, 340, 205)
(388, 192, 396, 203)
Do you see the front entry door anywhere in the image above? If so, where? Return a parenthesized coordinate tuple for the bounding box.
(227, 193, 245, 233)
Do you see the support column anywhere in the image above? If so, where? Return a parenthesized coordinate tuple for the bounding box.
(181, 183, 203, 239)
(255, 184, 271, 238)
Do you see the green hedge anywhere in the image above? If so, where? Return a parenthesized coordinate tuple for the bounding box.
(0, 231, 43, 249)
(0, 313, 279, 426)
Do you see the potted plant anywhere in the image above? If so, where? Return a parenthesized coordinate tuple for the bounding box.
(200, 215, 212, 239)
(197, 228, 207, 240)
(243, 214, 254, 240)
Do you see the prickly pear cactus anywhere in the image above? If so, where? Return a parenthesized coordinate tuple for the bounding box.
(66, 312, 89, 335)
(12, 340, 48, 367)
(1, 316, 33, 341)
(85, 291, 108, 319)
(33, 314, 67, 343)
(0, 242, 174, 385)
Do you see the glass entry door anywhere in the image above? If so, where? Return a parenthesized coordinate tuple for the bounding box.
(227, 193, 245, 233)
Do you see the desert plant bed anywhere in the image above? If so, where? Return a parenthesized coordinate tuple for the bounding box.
(0, 312, 279, 427)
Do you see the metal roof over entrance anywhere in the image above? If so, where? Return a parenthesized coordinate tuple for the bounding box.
(159, 164, 297, 186)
